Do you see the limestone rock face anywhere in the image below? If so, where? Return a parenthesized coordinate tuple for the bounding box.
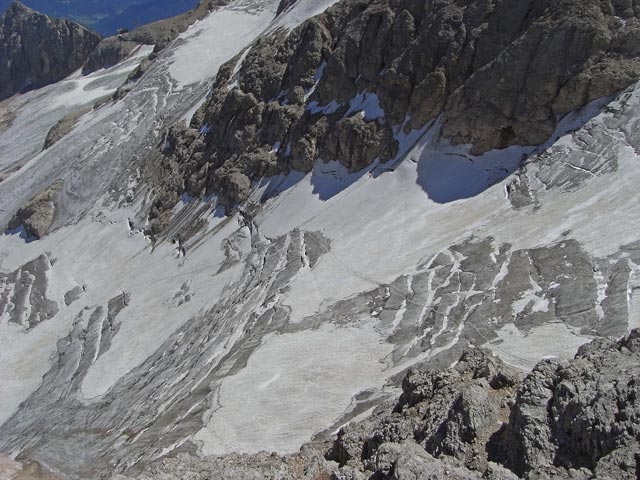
(497, 332, 640, 479)
(0, 2, 101, 101)
(327, 332, 640, 480)
(327, 349, 522, 475)
(7, 181, 63, 239)
(151, 0, 640, 212)
(83, 36, 141, 73)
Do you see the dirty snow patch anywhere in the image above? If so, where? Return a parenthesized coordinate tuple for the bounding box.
(194, 323, 393, 454)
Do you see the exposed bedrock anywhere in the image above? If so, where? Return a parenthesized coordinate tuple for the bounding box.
(329, 331, 640, 480)
(0, 253, 58, 330)
(148, 0, 640, 211)
(7, 180, 63, 240)
(0, 2, 101, 101)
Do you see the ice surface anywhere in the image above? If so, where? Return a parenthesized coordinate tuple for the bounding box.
(488, 323, 592, 370)
(194, 323, 393, 454)
(0, 204, 248, 420)
(168, 2, 278, 89)
(0, 45, 153, 174)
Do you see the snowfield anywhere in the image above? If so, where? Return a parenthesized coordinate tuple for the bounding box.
(168, 0, 278, 89)
(194, 324, 394, 455)
(0, 0, 639, 474)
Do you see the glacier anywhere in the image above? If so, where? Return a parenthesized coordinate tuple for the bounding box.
(0, 0, 639, 477)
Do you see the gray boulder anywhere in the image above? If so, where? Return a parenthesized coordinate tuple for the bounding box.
(7, 180, 63, 239)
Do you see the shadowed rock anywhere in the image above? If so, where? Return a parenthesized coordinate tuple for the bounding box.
(150, 0, 640, 212)
(0, 2, 101, 101)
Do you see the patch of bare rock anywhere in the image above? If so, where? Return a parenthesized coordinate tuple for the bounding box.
(0, 2, 101, 101)
(7, 180, 62, 239)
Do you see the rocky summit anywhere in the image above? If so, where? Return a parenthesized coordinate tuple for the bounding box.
(0, 2, 101, 101)
(0, 0, 639, 478)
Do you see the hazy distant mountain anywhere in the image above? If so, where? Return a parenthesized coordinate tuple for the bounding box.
(95, 0, 200, 34)
(0, 0, 198, 35)
(0, 2, 100, 100)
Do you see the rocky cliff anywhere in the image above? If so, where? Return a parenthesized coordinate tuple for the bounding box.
(328, 331, 640, 479)
(147, 0, 640, 219)
(0, 2, 101, 101)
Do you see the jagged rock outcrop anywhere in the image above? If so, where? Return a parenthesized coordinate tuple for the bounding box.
(148, 0, 640, 213)
(328, 332, 640, 480)
(7, 180, 62, 239)
(82, 36, 142, 74)
(0, 2, 101, 101)
(0, 253, 58, 329)
(328, 348, 522, 478)
(496, 331, 640, 479)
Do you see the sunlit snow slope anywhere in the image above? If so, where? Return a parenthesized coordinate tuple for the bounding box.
(0, 0, 639, 477)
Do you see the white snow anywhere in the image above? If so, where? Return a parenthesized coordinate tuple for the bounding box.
(488, 323, 592, 370)
(50, 45, 155, 110)
(306, 99, 341, 115)
(627, 263, 640, 330)
(0, 45, 153, 175)
(252, 85, 640, 367)
(0, 0, 374, 448)
(194, 323, 393, 455)
(0, 202, 248, 417)
(168, 1, 279, 88)
(511, 275, 549, 315)
(304, 61, 327, 100)
(0, 0, 639, 459)
(0, 319, 73, 426)
(345, 91, 385, 121)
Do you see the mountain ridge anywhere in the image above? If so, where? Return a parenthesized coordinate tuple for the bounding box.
(0, 1, 101, 101)
(0, 0, 200, 36)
